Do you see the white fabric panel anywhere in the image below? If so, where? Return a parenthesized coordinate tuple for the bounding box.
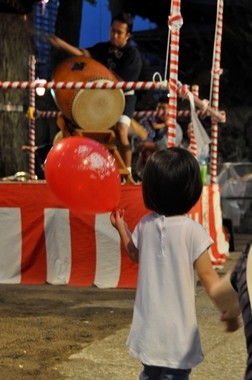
(0, 208, 21, 283)
(193, 212, 200, 223)
(187, 212, 200, 223)
(94, 213, 121, 288)
(212, 184, 229, 255)
(44, 208, 72, 285)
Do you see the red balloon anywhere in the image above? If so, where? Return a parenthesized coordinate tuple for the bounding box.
(44, 136, 121, 214)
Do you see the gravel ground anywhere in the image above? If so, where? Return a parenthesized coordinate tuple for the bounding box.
(0, 234, 250, 380)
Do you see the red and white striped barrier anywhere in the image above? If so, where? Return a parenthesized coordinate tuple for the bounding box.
(28, 55, 36, 180)
(0, 80, 168, 91)
(35, 108, 225, 122)
(188, 85, 199, 157)
(210, 0, 224, 183)
(167, 2, 183, 147)
(0, 182, 228, 287)
(0, 81, 225, 123)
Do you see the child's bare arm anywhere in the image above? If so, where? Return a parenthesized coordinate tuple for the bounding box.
(195, 251, 240, 331)
(194, 251, 220, 293)
(209, 271, 241, 319)
(110, 210, 139, 263)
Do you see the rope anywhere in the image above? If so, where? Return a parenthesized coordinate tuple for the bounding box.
(177, 81, 226, 123)
(163, 0, 173, 80)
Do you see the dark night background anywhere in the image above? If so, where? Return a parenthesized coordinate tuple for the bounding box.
(0, 0, 252, 166)
(0, 0, 251, 232)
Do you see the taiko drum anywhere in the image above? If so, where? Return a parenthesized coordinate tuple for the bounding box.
(52, 56, 125, 130)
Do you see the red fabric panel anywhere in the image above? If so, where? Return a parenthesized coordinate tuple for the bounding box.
(208, 185, 227, 264)
(68, 211, 97, 286)
(21, 208, 47, 284)
(116, 185, 147, 288)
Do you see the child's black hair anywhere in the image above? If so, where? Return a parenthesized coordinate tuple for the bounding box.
(142, 147, 203, 216)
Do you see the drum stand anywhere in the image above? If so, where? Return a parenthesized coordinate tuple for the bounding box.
(79, 130, 135, 184)
(55, 115, 134, 184)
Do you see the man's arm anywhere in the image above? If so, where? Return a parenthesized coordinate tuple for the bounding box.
(48, 35, 91, 57)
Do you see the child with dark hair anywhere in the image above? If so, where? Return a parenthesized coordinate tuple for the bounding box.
(110, 147, 240, 380)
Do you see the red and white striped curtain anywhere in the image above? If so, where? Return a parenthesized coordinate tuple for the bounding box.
(0, 183, 229, 287)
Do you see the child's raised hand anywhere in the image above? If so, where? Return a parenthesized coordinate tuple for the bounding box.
(110, 209, 125, 229)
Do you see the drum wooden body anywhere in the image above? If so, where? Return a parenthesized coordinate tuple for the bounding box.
(52, 56, 125, 130)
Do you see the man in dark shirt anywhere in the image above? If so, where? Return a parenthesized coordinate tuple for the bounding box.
(49, 12, 143, 177)
(210, 242, 252, 379)
(230, 241, 252, 380)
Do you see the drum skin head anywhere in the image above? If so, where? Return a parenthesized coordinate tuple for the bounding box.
(71, 80, 125, 130)
(52, 56, 125, 130)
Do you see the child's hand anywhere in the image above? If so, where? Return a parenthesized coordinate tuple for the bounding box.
(224, 317, 241, 332)
(110, 209, 125, 229)
(220, 312, 241, 332)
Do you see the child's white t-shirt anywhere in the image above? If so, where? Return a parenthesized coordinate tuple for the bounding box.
(127, 213, 213, 369)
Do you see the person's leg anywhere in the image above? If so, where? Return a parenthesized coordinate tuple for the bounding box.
(139, 365, 162, 380)
(115, 119, 132, 169)
(139, 365, 191, 380)
(159, 367, 191, 380)
(135, 151, 144, 179)
(115, 94, 137, 171)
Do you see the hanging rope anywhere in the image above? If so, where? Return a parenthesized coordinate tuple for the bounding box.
(163, 1, 173, 81)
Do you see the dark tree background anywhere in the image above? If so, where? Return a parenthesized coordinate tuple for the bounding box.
(0, 13, 33, 177)
(0, 0, 84, 177)
(0, 0, 251, 177)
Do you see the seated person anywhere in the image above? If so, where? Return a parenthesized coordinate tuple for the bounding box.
(134, 98, 183, 179)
